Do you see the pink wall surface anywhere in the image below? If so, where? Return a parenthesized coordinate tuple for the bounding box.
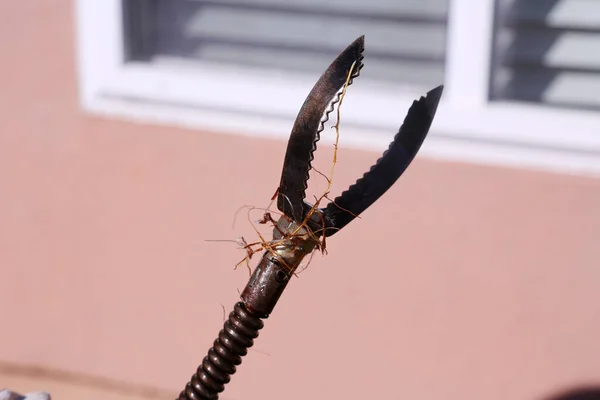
(1, 2, 600, 400)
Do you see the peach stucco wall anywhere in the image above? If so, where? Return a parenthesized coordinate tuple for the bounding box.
(1, 2, 600, 400)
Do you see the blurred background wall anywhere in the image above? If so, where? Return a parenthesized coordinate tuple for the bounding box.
(1, 1, 600, 400)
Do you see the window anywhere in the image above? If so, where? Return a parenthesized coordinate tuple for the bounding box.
(490, 0, 600, 110)
(76, 0, 600, 176)
(123, 0, 448, 92)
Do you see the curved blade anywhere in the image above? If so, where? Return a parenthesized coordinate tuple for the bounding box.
(321, 85, 444, 237)
(277, 36, 365, 223)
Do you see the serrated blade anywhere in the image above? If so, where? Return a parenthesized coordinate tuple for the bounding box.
(277, 36, 365, 223)
(321, 85, 444, 236)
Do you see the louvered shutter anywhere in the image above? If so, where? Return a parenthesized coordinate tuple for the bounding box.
(490, 0, 600, 110)
(124, 0, 449, 91)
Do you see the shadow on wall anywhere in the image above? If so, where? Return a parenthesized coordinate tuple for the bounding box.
(545, 387, 600, 400)
(1, 362, 600, 400)
(0, 362, 169, 400)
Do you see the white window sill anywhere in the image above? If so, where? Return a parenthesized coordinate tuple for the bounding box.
(75, 0, 600, 178)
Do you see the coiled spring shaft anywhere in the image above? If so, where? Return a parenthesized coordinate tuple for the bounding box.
(177, 216, 319, 399)
(177, 301, 264, 400)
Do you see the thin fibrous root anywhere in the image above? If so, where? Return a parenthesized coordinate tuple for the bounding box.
(286, 60, 357, 255)
(219, 60, 357, 276)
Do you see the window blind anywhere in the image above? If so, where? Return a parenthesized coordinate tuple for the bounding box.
(490, 0, 600, 110)
(123, 0, 449, 90)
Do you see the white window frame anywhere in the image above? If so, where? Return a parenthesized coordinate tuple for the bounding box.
(75, 0, 600, 177)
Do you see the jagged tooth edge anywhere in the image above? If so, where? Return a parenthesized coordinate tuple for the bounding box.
(317, 53, 365, 137)
(328, 140, 392, 207)
(298, 54, 366, 198)
(327, 94, 426, 208)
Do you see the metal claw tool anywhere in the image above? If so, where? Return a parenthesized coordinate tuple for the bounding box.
(178, 35, 443, 400)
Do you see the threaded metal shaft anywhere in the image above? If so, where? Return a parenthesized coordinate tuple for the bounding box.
(177, 302, 264, 400)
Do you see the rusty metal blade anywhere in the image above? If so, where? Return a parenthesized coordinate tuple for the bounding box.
(321, 85, 444, 236)
(277, 36, 365, 223)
